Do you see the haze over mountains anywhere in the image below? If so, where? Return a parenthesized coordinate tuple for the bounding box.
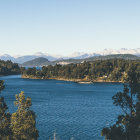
(20, 54, 140, 67)
(0, 48, 140, 64)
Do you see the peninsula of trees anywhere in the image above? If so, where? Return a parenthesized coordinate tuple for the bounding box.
(21, 59, 140, 83)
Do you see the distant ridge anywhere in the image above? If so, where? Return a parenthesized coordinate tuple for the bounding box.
(20, 54, 140, 67)
(84, 54, 140, 61)
(54, 54, 140, 64)
(21, 57, 50, 67)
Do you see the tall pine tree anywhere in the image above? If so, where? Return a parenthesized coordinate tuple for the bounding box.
(11, 91, 39, 140)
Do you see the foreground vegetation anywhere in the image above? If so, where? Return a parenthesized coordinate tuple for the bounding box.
(101, 65, 140, 140)
(0, 80, 39, 140)
(22, 59, 140, 82)
(0, 60, 20, 76)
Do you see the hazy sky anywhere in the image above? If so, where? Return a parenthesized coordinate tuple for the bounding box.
(0, 0, 140, 56)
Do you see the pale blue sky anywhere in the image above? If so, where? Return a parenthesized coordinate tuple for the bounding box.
(0, 0, 140, 55)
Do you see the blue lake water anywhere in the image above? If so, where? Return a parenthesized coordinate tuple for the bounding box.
(0, 75, 123, 140)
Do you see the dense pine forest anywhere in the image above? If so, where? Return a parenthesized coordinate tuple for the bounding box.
(22, 59, 140, 82)
(0, 60, 20, 76)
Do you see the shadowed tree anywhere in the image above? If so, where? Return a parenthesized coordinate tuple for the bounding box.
(0, 80, 12, 140)
(101, 65, 140, 140)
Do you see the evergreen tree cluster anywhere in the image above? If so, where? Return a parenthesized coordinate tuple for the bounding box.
(101, 66, 140, 140)
(22, 59, 140, 82)
(0, 81, 39, 140)
(0, 60, 20, 76)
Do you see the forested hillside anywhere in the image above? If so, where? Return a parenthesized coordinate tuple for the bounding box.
(22, 59, 140, 82)
(21, 57, 50, 67)
(0, 60, 20, 76)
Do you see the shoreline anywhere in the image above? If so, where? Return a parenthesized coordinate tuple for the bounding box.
(21, 75, 124, 83)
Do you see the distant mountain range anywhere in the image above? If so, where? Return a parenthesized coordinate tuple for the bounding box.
(0, 48, 140, 64)
(21, 54, 140, 67)
(0, 53, 57, 63)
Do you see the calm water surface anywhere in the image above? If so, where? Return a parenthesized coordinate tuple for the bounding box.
(1, 75, 123, 140)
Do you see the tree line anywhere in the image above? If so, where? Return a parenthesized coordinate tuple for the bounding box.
(0, 60, 20, 76)
(22, 59, 140, 82)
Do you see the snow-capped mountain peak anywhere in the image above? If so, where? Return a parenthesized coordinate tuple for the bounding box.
(0, 48, 140, 63)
